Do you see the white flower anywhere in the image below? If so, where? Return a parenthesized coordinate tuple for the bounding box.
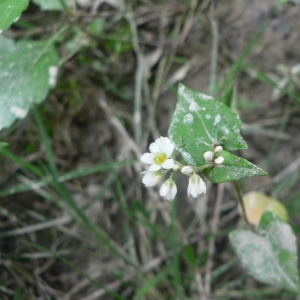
(140, 137, 175, 171)
(141, 171, 163, 187)
(187, 174, 206, 198)
(214, 145, 223, 154)
(214, 156, 224, 165)
(181, 166, 194, 176)
(160, 178, 177, 201)
(204, 151, 214, 162)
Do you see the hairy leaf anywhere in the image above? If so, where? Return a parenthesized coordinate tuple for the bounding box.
(169, 84, 267, 182)
(203, 151, 267, 183)
(169, 84, 247, 167)
(0, 37, 60, 130)
(32, 0, 64, 11)
(0, 0, 29, 32)
(229, 212, 300, 293)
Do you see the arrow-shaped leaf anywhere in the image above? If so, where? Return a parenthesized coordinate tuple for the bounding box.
(169, 84, 247, 167)
(169, 84, 267, 182)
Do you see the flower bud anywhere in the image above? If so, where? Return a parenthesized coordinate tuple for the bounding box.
(181, 166, 194, 176)
(187, 174, 206, 198)
(214, 156, 224, 165)
(172, 161, 180, 171)
(160, 178, 177, 201)
(141, 171, 163, 187)
(203, 151, 214, 162)
(214, 146, 223, 154)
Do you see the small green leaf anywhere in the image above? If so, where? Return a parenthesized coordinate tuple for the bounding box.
(0, 0, 29, 32)
(182, 245, 196, 267)
(229, 212, 300, 293)
(169, 84, 247, 167)
(0, 36, 60, 131)
(203, 151, 267, 183)
(0, 142, 8, 149)
(32, 0, 64, 11)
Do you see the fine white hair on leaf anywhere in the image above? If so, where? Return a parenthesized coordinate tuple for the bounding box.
(48, 66, 58, 87)
(10, 106, 27, 118)
(213, 114, 221, 125)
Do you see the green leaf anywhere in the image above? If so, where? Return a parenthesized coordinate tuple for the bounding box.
(0, 37, 60, 131)
(168, 84, 267, 183)
(229, 212, 300, 293)
(0, 0, 29, 32)
(0, 142, 8, 149)
(0, 35, 17, 54)
(182, 245, 196, 267)
(203, 151, 267, 183)
(32, 0, 64, 11)
(169, 84, 247, 167)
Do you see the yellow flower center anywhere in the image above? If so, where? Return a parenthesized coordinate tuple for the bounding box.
(154, 153, 167, 165)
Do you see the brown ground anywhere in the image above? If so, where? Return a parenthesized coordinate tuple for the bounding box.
(1, 0, 300, 299)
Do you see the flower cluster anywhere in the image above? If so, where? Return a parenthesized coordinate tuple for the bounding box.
(140, 137, 207, 201)
(203, 145, 225, 165)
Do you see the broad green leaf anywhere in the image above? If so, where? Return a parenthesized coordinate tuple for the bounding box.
(229, 212, 300, 293)
(0, 0, 29, 32)
(169, 84, 247, 167)
(0, 35, 17, 54)
(32, 0, 64, 11)
(259, 212, 299, 288)
(203, 151, 267, 183)
(169, 84, 267, 183)
(0, 37, 60, 131)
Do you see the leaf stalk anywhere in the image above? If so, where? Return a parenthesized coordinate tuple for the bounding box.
(233, 180, 254, 230)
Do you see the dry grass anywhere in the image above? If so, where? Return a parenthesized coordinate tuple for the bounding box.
(1, 0, 300, 299)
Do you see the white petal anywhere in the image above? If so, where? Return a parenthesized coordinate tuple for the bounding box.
(159, 181, 169, 197)
(155, 137, 173, 152)
(162, 159, 174, 169)
(160, 179, 177, 201)
(187, 174, 205, 198)
(149, 142, 160, 154)
(188, 183, 197, 198)
(197, 180, 203, 194)
(155, 136, 166, 147)
(163, 137, 172, 144)
(141, 153, 154, 164)
(167, 184, 177, 201)
(142, 173, 151, 186)
(163, 142, 175, 158)
(200, 180, 207, 195)
(149, 164, 161, 171)
(142, 171, 162, 187)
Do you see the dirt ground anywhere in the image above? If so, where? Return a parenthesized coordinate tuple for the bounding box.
(1, 0, 300, 299)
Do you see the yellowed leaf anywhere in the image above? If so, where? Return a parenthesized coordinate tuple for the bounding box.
(241, 191, 288, 226)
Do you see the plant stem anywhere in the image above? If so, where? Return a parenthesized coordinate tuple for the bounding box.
(233, 181, 253, 230)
